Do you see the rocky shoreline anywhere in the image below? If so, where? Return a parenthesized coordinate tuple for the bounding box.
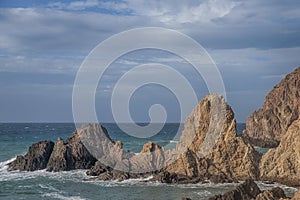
(7, 67, 300, 199)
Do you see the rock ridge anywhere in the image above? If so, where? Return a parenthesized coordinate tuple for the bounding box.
(243, 67, 300, 148)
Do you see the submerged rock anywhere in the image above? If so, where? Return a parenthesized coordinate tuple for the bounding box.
(259, 118, 300, 187)
(242, 67, 300, 148)
(8, 140, 54, 171)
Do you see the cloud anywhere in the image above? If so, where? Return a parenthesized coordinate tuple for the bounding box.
(0, 0, 299, 122)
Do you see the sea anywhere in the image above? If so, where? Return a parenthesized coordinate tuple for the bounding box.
(0, 123, 297, 200)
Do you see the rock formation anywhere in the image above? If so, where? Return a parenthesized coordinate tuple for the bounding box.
(46, 131, 97, 172)
(165, 95, 261, 182)
(259, 118, 300, 187)
(8, 126, 101, 172)
(209, 179, 261, 200)
(242, 67, 300, 148)
(209, 179, 288, 200)
(8, 94, 261, 184)
(8, 141, 54, 171)
(256, 187, 287, 200)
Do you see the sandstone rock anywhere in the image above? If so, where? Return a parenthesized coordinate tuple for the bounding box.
(46, 131, 97, 172)
(165, 95, 261, 182)
(259, 118, 300, 187)
(243, 67, 300, 148)
(292, 189, 300, 200)
(208, 179, 261, 200)
(8, 140, 54, 171)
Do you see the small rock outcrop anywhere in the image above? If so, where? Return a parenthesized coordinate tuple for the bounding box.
(242, 67, 300, 148)
(165, 95, 262, 182)
(209, 179, 288, 200)
(8, 141, 54, 171)
(256, 187, 287, 200)
(209, 179, 261, 200)
(259, 118, 300, 187)
(46, 131, 97, 172)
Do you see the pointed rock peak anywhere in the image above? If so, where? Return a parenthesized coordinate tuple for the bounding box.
(140, 141, 161, 153)
(115, 141, 123, 149)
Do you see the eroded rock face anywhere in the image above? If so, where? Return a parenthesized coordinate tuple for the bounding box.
(259, 118, 300, 187)
(46, 131, 97, 172)
(8, 141, 54, 171)
(243, 67, 300, 148)
(165, 95, 261, 182)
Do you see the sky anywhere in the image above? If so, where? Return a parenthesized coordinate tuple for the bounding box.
(0, 0, 299, 123)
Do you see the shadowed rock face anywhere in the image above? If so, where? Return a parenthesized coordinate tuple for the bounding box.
(8, 141, 54, 171)
(8, 127, 100, 172)
(46, 131, 97, 172)
(243, 67, 300, 148)
(259, 118, 300, 187)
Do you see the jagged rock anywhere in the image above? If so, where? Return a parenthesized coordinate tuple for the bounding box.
(8, 141, 54, 171)
(255, 187, 287, 200)
(46, 131, 97, 172)
(86, 161, 135, 181)
(208, 179, 261, 200)
(259, 118, 300, 187)
(165, 95, 261, 182)
(243, 67, 300, 148)
(209, 180, 289, 200)
(86, 161, 111, 176)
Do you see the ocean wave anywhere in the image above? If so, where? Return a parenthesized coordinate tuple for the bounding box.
(194, 190, 212, 197)
(42, 192, 87, 200)
(0, 157, 16, 172)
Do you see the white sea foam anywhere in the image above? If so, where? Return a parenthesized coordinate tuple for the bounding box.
(194, 190, 212, 197)
(42, 192, 87, 200)
(0, 157, 16, 172)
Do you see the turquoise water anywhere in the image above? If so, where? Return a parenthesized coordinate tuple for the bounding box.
(0, 123, 297, 200)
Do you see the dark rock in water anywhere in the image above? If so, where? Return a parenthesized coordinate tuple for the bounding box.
(242, 67, 300, 148)
(157, 171, 178, 184)
(209, 179, 290, 200)
(86, 161, 132, 181)
(8, 140, 54, 171)
(86, 161, 111, 176)
(209, 179, 261, 200)
(181, 198, 192, 200)
(256, 187, 287, 200)
(46, 131, 97, 172)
